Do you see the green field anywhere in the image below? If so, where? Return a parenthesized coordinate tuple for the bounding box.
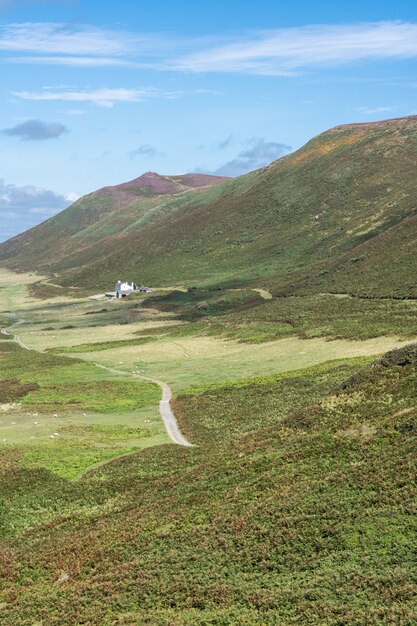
(2, 269, 415, 393)
(0, 339, 166, 478)
(1, 262, 416, 625)
(0, 270, 170, 478)
(0, 330, 416, 624)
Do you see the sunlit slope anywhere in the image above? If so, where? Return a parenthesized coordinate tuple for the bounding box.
(1, 345, 416, 625)
(0, 172, 229, 278)
(1, 116, 416, 297)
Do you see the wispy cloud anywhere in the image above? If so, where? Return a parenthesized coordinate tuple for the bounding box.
(3, 21, 417, 75)
(7, 55, 140, 67)
(64, 108, 86, 116)
(0, 1, 78, 9)
(217, 135, 235, 149)
(0, 22, 159, 56)
(353, 105, 398, 115)
(201, 139, 292, 177)
(13, 87, 181, 107)
(129, 144, 164, 158)
(3, 119, 67, 140)
(171, 22, 417, 75)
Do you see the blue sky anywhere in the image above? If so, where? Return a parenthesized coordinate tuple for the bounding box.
(1, 0, 417, 241)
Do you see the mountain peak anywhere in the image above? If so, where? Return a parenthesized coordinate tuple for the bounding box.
(98, 171, 229, 200)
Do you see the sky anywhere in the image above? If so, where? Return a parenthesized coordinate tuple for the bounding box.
(1, 0, 417, 241)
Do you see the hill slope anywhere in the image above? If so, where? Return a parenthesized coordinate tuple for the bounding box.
(0, 171, 229, 284)
(1, 342, 416, 625)
(0, 116, 416, 298)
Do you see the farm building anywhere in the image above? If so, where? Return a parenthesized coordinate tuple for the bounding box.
(105, 280, 152, 299)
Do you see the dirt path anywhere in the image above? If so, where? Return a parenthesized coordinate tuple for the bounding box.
(231, 287, 273, 300)
(1, 316, 32, 350)
(95, 363, 193, 447)
(1, 312, 192, 448)
(252, 288, 273, 300)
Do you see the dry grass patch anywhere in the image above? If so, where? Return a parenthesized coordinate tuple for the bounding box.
(78, 334, 417, 391)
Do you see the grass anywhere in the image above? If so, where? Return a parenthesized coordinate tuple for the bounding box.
(77, 333, 416, 391)
(172, 356, 373, 445)
(143, 288, 417, 342)
(20, 419, 167, 480)
(2, 269, 414, 398)
(21, 377, 159, 413)
(0, 268, 416, 625)
(0, 341, 159, 410)
(0, 272, 169, 478)
(0, 344, 415, 624)
(12, 309, 179, 352)
(0, 270, 416, 623)
(2, 275, 413, 397)
(0, 116, 416, 625)
(54, 335, 158, 353)
(0, 339, 167, 476)
(220, 293, 417, 342)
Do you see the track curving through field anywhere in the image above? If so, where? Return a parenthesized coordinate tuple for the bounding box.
(1, 315, 31, 350)
(1, 313, 192, 447)
(94, 363, 193, 447)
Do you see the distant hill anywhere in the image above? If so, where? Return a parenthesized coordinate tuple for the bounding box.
(1, 116, 416, 298)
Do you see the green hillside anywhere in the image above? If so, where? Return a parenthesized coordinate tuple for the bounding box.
(0, 171, 229, 288)
(1, 111, 416, 625)
(0, 116, 416, 299)
(1, 338, 416, 625)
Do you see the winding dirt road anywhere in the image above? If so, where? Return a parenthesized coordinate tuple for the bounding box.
(1, 316, 31, 350)
(95, 364, 193, 447)
(1, 313, 192, 447)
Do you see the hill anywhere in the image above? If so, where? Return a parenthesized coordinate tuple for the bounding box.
(1, 337, 416, 625)
(1, 111, 416, 625)
(0, 116, 416, 299)
(0, 171, 229, 286)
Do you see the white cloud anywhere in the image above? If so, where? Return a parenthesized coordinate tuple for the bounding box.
(7, 55, 140, 67)
(64, 191, 80, 202)
(170, 22, 417, 75)
(0, 22, 156, 56)
(0, 1, 77, 9)
(0, 180, 74, 242)
(2, 21, 417, 76)
(13, 87, 181, 108)
(0, 21, 417, 76)
(353, 105, 398, 115)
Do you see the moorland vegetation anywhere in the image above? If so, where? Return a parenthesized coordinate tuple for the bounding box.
(0, 116, 416, 624)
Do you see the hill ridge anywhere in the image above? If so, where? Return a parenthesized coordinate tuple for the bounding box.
(0, 115, 416, 299)
(97, 171, 229, 200)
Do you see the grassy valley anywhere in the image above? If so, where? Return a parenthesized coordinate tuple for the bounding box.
(0, 322, 416, 624)
(0, 264, 416, 624)
(0, 116, 416, 624)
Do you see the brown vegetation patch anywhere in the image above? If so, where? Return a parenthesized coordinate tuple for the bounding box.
(0, 543, 16, 579)
(376, 343, 417, 367)
(83, 309, 108, 315)
(0, 378, 39, 403)
(291, 132, 363, 164)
